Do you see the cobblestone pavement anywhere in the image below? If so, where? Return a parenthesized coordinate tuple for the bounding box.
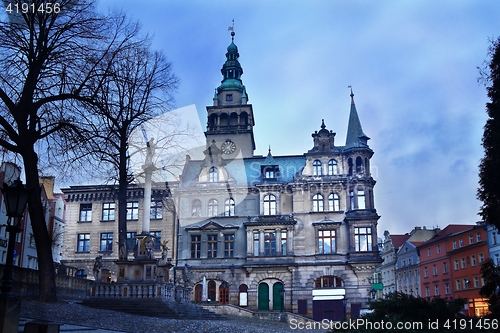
(20, 299, 327, 333)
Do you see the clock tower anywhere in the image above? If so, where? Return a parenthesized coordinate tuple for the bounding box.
(205, 30, 256, 158)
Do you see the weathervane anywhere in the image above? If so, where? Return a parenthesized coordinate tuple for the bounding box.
(228, 19, 235, 40)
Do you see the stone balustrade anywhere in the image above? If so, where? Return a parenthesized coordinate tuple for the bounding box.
(90, 282, 192, 301)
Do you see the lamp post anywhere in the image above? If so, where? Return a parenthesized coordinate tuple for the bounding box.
(1, 179, 30, 295)
(0, 179, 30, 333)
(279, 287, 285, 312)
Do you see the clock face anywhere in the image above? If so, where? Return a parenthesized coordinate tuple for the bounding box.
(221, 141, 236, 155)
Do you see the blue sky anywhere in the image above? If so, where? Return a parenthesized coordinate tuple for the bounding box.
(98, 0, 499, 235)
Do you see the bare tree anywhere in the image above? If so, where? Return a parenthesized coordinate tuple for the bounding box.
(0, 0, 144, 302)
(76, 38, 179, 260)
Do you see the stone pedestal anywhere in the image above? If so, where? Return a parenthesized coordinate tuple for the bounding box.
(116, 259, 158, 282)
(0, 296, 20, 333)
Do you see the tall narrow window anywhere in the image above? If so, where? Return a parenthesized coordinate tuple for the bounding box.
(253, 232, 259, 256)
(312, 194, 323, 212)
(79, 203, 92, 222)
(354, 227, 372, 251)
(328, 159, 338, 175)
(263, 194, 276, 215)
(357, 188, 366, 209)
(328, 193, 340, 211)
(313, 160, 322, 176)
(224, 198, 235, 216)
(191, 235, 201, 258)
(356, 156, 363, 174)
(126, 201, 139, 220)
(264, 232, 276, 256)
(191, 199, 202, 217)
(207, 235, 218, 258)
(102, 203, 115, 221)
(208, 199, 218, 217)
(224, 234, 235, 258)
(150, 231, 162, 250)
(150, 200, 163, 219)
(100, 232, 113, 252)
(77, 233, 90, 252)
(208, 167, 218, 182)
(318, 230, 336, 254)
(281, 231, 287, 255)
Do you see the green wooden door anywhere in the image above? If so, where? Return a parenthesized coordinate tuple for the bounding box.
(273, 282, 283, 311)
(258, 283, 269, 311)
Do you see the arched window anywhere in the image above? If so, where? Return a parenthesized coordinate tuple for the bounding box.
(224, 198, 235, 216)
(356, 156, 363, 175)
(357, 188, 366, 209)
(209, 167, 218, 182)
(328, 193, 340, 211)
(191, 199, 202, 217)
(263, 194, 277, 215)
(328, 159, 338, 175)
(208, 199, 218, 217)
(313, 160, 322, 176)
(312, 194, 323, 212)
(348, 158, 353, 176)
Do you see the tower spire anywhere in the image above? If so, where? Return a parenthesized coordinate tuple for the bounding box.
(345, 87, 370, 148)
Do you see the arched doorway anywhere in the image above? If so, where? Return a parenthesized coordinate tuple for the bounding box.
(239, 284, 248, 307)
(208, 280, 216, 301)
(258, 283, 269, 311)
(194, 284, 202, 302)
(273, 282, 284, 311)
(219, 281, 229, 304)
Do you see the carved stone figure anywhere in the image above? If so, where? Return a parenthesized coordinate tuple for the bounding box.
(93, 256, 103, 281)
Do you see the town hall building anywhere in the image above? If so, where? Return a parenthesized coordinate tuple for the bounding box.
(173, 31, 382, 320)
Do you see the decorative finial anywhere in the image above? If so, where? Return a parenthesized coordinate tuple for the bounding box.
(321, 119, 326, 129)
(228, 19, 235, 41)
(268, 145, 271, 155)
(348, 85, 354, 104)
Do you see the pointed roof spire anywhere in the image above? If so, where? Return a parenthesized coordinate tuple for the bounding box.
(345, 86, 370, 148)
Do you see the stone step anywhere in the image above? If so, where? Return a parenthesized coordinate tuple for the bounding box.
(80, 298, 226, 320)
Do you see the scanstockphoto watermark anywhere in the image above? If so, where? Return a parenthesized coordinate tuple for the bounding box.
(289, 318, 424, 331)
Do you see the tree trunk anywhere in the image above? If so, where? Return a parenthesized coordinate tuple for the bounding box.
(117, 133, 129, 259)
(23, 149, 57, 302)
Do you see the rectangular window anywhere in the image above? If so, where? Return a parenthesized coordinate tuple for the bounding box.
(469, 235, 474, 244)
(354, 227, 372, 251)
(443, 262, 448, 274)
(150, 231, 162, 250)
(434, 285, 439, 296)
(190, 235, 201, 258)
(224, 234, 235, 258)
(454, 259, 459, 270)
(281, 231, 287, 255)
(433, 265, 438, 276)
(102, 202, 115, 221)
(77, 233, 90, 252)
(479, 253, 485, 264)
(474, 276, 480, 288)
(79, 203, 92, 222)
(477, 233, 482, 242)
(456, 279, 461, 291)
(459, 238, 464, 247)
(126, 232, 136, 251)
(150, 200, 163, 219)
(126, 201, 139, 220)
(264, 232, 276, 256)
(461, 257, 466, 269)
(100, 232, 113, 252)
(318, 230, 336, 254)
(436, 245, 441, 254)
(445, 283, 450, 295)
(427, 248, 431, 256)
(471, 255, 477, 266)
(424, 267, 428, 278)
(425, 286, 430, 297)
(226, 94, 233, 101)
(452, 240, 457, 249)
(253, 232, 259, 256)
(207, 234, 218, 258)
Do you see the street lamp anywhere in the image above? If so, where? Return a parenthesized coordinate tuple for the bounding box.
(1, 179, 30, 296)
(279, 287, 285, 312)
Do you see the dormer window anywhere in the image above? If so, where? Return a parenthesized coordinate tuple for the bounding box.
(261, 165, 279, 180)
(226, 94, 233, 101)
(328, 159, 338, 175)
(209, 167, 218, 182)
